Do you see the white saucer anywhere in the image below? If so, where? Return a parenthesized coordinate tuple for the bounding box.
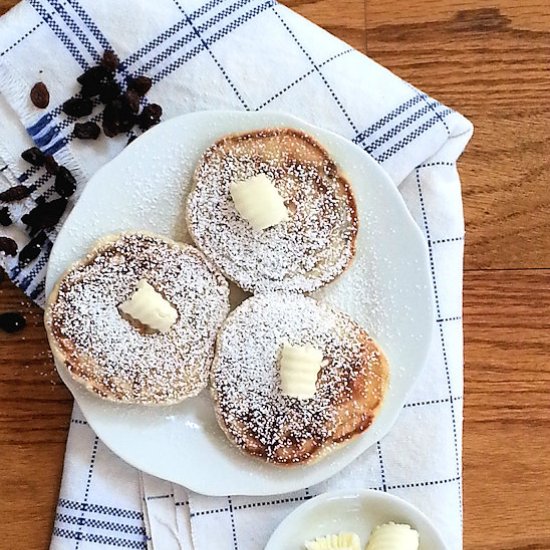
(265, 489, 448, 549)
(45, 111, 434, 496)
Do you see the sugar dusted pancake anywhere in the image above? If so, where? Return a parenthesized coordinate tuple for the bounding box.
(45, 232, 230, 405)
(211, 293, 389, 465)
(186, 128, 358, 293)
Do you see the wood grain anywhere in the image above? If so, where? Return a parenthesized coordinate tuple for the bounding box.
(0, 0, 548, 549)
(0, 279, 72, 550)
(463, 269, 550, 549)
(365, 1, 550, 269)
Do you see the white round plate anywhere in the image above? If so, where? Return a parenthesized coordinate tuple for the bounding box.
(45, 111, 434, 496)
(266, 489, 448, 549)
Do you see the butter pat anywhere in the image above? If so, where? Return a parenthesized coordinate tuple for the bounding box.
(119, 279, 177, 333)
(280, 344, 323, 399)
(305, 532, 361, 550)
(365, 523, 419, 550)
(230, 174, 289, 231)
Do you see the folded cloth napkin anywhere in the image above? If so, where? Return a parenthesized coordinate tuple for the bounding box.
(0, 1, 473, 549)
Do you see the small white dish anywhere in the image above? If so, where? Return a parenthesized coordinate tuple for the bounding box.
(265, 489, 448, 549)
(45, 110, 434, 496)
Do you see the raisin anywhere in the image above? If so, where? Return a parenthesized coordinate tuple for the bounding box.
(18, 231, 46, 267)
(102, 99, 136, 137)
(102, 121, 117, 138)
(21, 198, 67, 232)
(81, 64, 116, 98)
(62, 97, 94, 118)
(21, 147, 45, 167)
(118, 112, 137, 132)
(123, 89, 140, 113)
(77, 65, 112, 87)
(0, 207, 11, 226)
(101, 50, 120, 72)
(0, 236, 17, 256)
(126, 135, 137, 146)
(0, 312, 26, 333)
(0, 185, 32, 202)
(30, 82, 50, 109)
(73, 121, 101, 140)
(102, 103, 120, 137)
(44, 155, 59, 175)
(99, 80, 121, 103)
(138, 103, 162, 130)
(128, 76, 152, 96)
(80, 81, 103, 98)
(54, 167, 77, 197)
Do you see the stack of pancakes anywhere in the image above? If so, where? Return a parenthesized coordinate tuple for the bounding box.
(45, 128, 389, 466)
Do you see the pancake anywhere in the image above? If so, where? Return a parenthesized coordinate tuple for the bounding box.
(211, 293, 389, 465)
(45, 232, 230, 405)
(186, 128, 358, 294)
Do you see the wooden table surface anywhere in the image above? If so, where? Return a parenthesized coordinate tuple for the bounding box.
(0, 0, 548, 548)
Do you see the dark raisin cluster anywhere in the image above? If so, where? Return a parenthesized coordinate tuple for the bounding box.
(3, 143, 76, 264)
(62, 51, 162, 140)
(0, 51, 164, 273)
(0, 145, 76, 264)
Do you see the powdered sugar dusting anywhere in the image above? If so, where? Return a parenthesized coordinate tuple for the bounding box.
(211, 293, 387, 464)
(46, 233, 229, 405)
(187, 129, 358, 293)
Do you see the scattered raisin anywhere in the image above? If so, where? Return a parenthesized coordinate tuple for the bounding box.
(55, 167, 76, 197)
(0, 207, 11, 226)
(30, 82, 50, 109)
(102, 99, 136, 137)
(128, 76, 152, 96)
(0, 236, 17, 256)
(0, 185, 32, 202)
(138, 103, 162, 130)
(123, 89, 140, 113)
(21, 147, 45, 167)
(101, 50, 120, 72)
(21, 198, 67, 232)
(18, 231, 46, 267)
(62, 97, 93, 118)
(99, 80, 122, 103)
(77, 65, 112, 87)
(44, 155, 59, 175)
(73, 121, 101, 140)
(0, 312, 26, 333)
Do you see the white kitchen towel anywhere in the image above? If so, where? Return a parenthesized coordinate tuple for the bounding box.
(0, 1, 472, 549)
(51, 406, 148, 549)
(140, 474, 193, 550)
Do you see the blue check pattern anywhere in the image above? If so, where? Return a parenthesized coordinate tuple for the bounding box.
(0, 1, 472, 548)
